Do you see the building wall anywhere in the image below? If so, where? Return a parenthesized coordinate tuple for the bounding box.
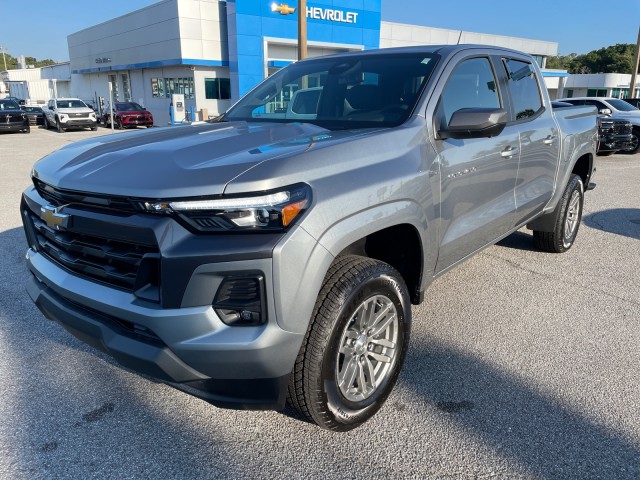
(226, 0, 382, 98)
(379, 21, 558, 57)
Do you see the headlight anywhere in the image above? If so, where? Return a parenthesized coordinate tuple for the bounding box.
(141, 184, 311, 232)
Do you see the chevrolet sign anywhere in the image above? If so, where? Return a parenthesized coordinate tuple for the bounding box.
(271, 3, 295, 14)
(40, 205, 71, 231)
(270, 3, 358, 24)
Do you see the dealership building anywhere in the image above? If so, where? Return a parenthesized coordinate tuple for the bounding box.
(62, 0, 563, 124)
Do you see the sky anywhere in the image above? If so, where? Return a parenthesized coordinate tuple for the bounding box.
(0, 0, 638, 63)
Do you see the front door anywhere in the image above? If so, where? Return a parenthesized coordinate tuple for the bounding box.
(432, 56, 520, 273)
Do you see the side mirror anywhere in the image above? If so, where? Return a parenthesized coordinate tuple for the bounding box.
(438, 108, 508, 140)
(599, 108, 612, 116)
(49, 106, 54, 110)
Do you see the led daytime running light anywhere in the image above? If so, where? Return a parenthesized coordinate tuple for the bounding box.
(169, 191, 290, 211)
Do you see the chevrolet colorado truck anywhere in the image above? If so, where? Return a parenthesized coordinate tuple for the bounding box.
(21, 45, 597, 431)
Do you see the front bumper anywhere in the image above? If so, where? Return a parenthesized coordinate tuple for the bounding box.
(121, 115, 153, 127)
(598, 134, 633, 152)
(60, 118, 97, 128)
(0, 121, 28, 131)
(21, 186, 305, 410)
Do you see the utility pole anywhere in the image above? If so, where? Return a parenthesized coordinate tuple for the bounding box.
(297, 0, 307, 60)
(0, 45, 7, 71)
(630, 26, 640, 99)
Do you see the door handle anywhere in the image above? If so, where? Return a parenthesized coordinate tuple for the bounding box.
(500, 146, 520, 158)
(543, 135, 557, 145)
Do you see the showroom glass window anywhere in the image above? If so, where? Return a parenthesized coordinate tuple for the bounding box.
(502, 58, 542, 120)
(205, 78, 231, 100)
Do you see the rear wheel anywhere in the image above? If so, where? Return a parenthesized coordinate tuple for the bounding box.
(287, 255, 411, 431)
(533, 174, 584, 253)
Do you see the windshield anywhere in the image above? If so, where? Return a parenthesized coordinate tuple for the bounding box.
(0, 100, 20, 110)
(224, 52, 440, 129)
(56, 99, 88, 109)
(607, 99, 639, 112)
(117, 102, 144, 111)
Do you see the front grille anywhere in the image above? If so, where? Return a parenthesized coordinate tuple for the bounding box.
(33, 178, 138, 212)
(26, 208, 160, 294)
(613, 120, 632, 135)
(70, 112, 88, 118)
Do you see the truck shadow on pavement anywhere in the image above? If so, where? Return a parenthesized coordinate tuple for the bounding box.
(401, 339, 640, 479)
(496, 231, 540, 252)
(583, 208, 640, 240)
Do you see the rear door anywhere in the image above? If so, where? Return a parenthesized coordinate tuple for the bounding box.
(501, 57, 559, 223)
(431, 54, 520, 273)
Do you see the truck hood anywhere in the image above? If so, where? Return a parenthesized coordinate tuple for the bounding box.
(610, 111, 640, 124)
(32, 121, 365, 198)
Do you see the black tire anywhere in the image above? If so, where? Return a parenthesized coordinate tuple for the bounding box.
(623, 128, 639, 154)
(23, 124, 31, 133)
(56, 117, 65, 133)
(115, 117, 123, 130)
(287, 255, 411, 431)
(91, 125, 97, 131)
(42, 117, 49, 129)
(533, 174, 584, 253)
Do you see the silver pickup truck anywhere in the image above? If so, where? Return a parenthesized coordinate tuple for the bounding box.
(21, 45, 596, 431)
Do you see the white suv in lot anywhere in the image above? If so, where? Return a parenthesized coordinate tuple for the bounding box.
(43, 98, 98, 132)
(557, 97, 640, 154)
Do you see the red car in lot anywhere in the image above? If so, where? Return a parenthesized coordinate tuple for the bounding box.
(102, 102, 154, 129)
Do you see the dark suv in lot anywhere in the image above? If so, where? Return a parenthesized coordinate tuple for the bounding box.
(0, 98, 30, 133)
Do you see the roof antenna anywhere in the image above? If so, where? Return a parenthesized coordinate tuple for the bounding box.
(457, 30, 463, 45)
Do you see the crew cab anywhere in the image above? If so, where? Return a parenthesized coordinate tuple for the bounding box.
(43, 98, 98, 132)
(21, 45, 597, 431)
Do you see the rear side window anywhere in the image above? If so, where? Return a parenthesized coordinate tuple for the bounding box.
(438, 57, 501, 127)
(503, 58, 542, 121)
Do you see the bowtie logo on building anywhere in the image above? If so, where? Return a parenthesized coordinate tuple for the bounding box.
(271, 3, 295, 15)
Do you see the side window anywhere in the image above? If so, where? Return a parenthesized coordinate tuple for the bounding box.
(438, 57, 500, 127)
(583, 100, 606, 111)
(503, 58, 543, 120)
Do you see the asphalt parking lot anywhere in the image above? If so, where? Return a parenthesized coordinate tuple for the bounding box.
(0, 126, 639, 479)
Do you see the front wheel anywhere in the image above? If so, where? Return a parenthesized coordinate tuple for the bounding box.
(533, 174, 584, 253)
(56, 118, 65, 133)
(287, 255, 411, 431)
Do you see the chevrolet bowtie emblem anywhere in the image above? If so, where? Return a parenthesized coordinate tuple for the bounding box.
(40, 205, 71, 231)
(271, 2, 296, 15)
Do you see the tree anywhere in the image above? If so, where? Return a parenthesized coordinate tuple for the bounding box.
(1, 52, 59, 71)
(545, 43, 637, 74)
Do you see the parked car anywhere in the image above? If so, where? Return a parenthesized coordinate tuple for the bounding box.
(557, 97, 640, 153)
(43, 98, 98, 132)
(0, 98, 30, 133)
(622, 98, 640, 108)
(21, 105, 46, 126)
(552, 101, 633, 155)
(4, 96, 26, 106)
(21, 45, 597, 431)
(103, 101, 154, 128)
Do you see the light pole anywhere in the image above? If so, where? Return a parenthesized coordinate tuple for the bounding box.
(0, 45, 8, 71)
